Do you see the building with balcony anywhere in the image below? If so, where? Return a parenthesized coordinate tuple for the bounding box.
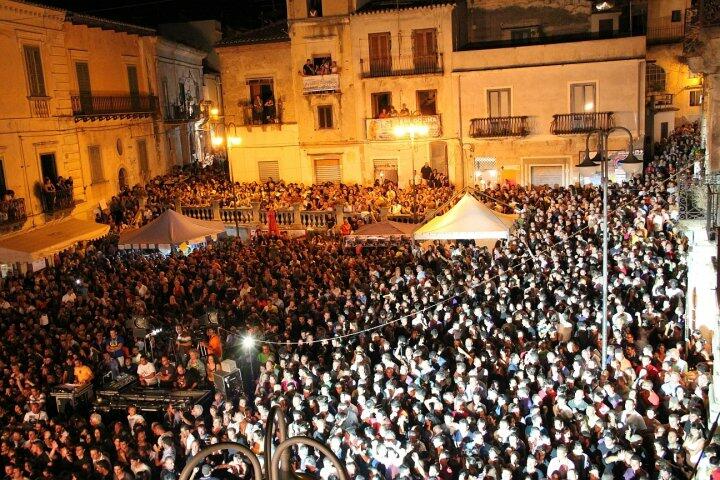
(0, 0, 174, 232)
(157, 38, 207, 166)
(217, 0, 461, 186)
(643, 0, 701, 147)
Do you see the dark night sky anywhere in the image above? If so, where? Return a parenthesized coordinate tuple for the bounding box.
(41, 0, 286, 30)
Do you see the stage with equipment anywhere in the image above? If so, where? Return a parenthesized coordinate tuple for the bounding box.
(51, 383, 93, 415)
(93, 374, 211, 413)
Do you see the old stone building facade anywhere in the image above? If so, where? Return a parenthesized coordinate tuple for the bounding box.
(217, 0, 656, 188)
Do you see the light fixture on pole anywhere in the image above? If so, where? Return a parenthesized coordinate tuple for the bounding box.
(580, 125, 639, 371)
(394, 123, 430, 221)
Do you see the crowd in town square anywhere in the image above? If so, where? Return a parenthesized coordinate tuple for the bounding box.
(0, 122, 718, 480)
(98, 165, 453, 232)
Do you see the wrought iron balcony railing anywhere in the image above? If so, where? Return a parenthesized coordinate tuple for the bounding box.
(551, 112, 614, 135)
(469, 116, 529, 138)
(71, 94, 158, 120)
(163, 103, 200, 123)
(0, 198, 27, 228)
(360, 53, 443, 78)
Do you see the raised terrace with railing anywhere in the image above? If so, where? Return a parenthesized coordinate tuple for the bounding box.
(174, 194, 455, 232)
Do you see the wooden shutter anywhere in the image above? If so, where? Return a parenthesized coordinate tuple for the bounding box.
(23, 45, 46, 97)
(76, 62, 91, 95)
(430, 141, 448, 175)
(530, 165, 564, 186)
(258, 161, 280, 183)
(88, 145, 104, 184)
(368, 33, 391, 73)
(412, 29, 437, 71)
(315, 158, 341, 184)
(127, 66, 140, 96)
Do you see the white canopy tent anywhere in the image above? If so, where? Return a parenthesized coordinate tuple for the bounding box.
(414, 193, 517, 240)
(118, 209, 226, 250)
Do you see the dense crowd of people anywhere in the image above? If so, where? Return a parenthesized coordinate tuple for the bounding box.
(97, 167, 453, 232)
(1, 123, 717, 480)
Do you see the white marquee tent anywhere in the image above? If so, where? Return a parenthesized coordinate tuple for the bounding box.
(414, 193, 517, 240)
(118, 209, 226, 250)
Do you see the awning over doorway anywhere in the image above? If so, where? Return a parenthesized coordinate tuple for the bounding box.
(0, 218, 110, 263)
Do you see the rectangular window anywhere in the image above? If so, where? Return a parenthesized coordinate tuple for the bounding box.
(571, 83, 596, 113)
(368, 32, 392, 74)
(690, 90, 703, 106)
(137, 139, 149, 175)
(671, 10, 682, 22)
(416, 90, 437, 115)
(372, 92, 392, 118)
(247, 78, 276, 124)
(412, 29, 438, 71)
(307, 0, 322, 17)
(127, 65, 139, 96)
(23, 45, 46, 97)
(487, 89, 511, 118)
(76, 62, 92, 113)
(88, 145, 104, 184)
(598, 18, 614, 37)
(317, 105, 333, 129)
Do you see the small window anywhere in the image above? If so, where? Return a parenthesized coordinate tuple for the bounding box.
(671, 10, 682, 22)
(598, 18, 614, 37)
(646, 63, 667, 92)
(690, 90, 703, 106)
(416, 90, 437, 115)
(372, 92, 392, 118)
(571, 83, 596, 113)
(137, 139, 149, 175)
(510, 28, 533, 41)
(317, 105, 333, 129)
(23, 45, 46, 97)
(88, 146, 104, 184)
(487, 89, 511, 118)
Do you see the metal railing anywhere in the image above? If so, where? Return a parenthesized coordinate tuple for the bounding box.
(40, 189, 75, 214)
(647, 15, 685, 44)
(360, 53, 443, 78)
(469, 116, 529, 138)
(551, 112, 614, 135)
(29, 98, 50, 118)
(163, 104, 200, 122)
(649, 93, 675, 111)
(0, 198, 27, 228)
(71, 94, 158, 117)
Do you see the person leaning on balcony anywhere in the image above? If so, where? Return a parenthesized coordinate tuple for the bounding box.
(302, 59, 316, 76)
(252, 96, 264, 124)
(389, 105, 398, 117)
(378, 108, 389, 119)
(330, 61, 338, 74)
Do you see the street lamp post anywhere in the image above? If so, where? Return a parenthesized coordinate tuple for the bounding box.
(576, 126, 643, 370)
(225, 123, 242, 237)
(394, 123, 429, 221)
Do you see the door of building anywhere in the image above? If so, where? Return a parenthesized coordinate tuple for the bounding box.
(368, 33, 391, 75)
(412, 29, 438, 72)
(374, 159, 398, 185)
(315, 158, 341, 184)
(430, 141, 448, 177)
(40, 153, 57, 183)
(127, 65, 140, 110)
(530, 165, 564, 186)
(75, 62, 92, 113)
(258, 160, 280, 183)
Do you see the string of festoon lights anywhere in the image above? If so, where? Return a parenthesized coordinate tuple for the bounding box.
(231, 162, 693, 349)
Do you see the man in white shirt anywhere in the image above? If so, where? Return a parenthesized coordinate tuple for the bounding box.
(61, 289, 77, 304)
(23, 402, 48, 424)
(547, 445, 576, 477)
(137, 356, 157, 387)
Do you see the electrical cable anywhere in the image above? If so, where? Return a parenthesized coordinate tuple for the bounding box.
(246, 162, 693, 346)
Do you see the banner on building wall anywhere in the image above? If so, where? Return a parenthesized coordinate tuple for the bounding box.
(366, 115, 442, 141)
(302, 74, 340, 94)
(31, 258, 46, 272)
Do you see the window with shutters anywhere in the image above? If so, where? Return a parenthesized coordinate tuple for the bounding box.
(258, 160, 280, 183)
(368, 33, 391, 74)
(88, 145, 105, 184)
(412, 29, 438, 71)
(317, 105, 333, 129)
(76, 62, 92, 113)
(137, 139, 149, 175)
(23, 45, 46, 97)
(690, 90, 703, 106)
(488, 89, 511, 118)
(315, 158, 341, 184)
(646, 64, 666, 92)
(570, 83, 596, 113)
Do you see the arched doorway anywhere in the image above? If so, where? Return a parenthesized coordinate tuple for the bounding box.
(118, 168, 128, 189)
